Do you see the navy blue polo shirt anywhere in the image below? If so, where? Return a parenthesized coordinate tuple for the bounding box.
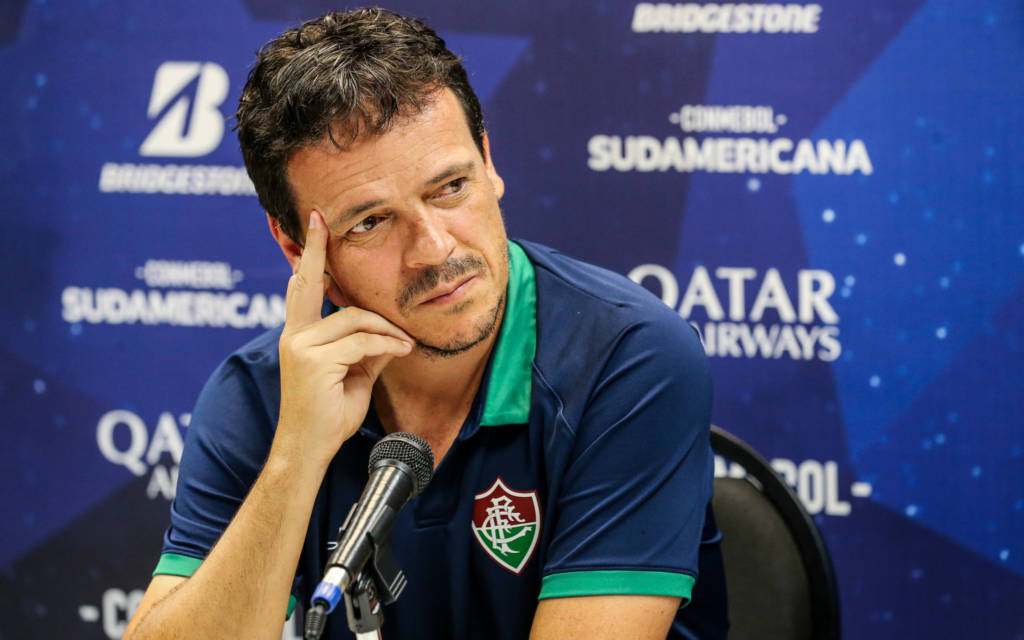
(156, 240, 727, 639)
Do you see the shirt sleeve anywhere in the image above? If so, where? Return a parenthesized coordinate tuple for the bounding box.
(156, 351, 279, 572)
(539, 316, 714, 605)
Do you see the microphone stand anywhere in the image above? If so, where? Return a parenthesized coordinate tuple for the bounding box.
(343, 542, 407, 638)
(304, 525, 408, 639)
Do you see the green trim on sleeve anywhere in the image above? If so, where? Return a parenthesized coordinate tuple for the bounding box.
(538, 570, 695, 603)
(153, 553, 297, 619)
(481, 240, 537, 426)
(152, 553, 203, 578)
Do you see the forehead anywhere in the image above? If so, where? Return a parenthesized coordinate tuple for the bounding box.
(285, 90, 480, 223)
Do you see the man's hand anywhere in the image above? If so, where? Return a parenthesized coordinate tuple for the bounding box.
(125, 211, 413, 640)
(274, 210, 413, 468)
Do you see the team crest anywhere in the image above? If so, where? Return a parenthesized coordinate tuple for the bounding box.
(472, 477, 540, 574)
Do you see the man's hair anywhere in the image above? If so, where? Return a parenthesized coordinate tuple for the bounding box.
(236, 8, 485, 242)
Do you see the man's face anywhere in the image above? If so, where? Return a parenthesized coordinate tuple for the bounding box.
(284, 89, 509, 357)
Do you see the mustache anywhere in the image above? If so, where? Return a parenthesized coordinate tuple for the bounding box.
(397, 255, 487, 308)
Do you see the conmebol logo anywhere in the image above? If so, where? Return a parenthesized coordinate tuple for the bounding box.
(139, 61, 229, 158)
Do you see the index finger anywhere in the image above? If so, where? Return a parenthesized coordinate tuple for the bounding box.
(284, 210, 328, 329)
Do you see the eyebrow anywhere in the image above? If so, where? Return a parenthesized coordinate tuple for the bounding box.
(425, 160, 475, 189)
(336, 198, 385, 226)
(334, 160, 477, 226)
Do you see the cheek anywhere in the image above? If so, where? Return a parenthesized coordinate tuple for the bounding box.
(329, 256, 403, 310)
(454, 197, 506, 241)
(324, 253, 360, 306)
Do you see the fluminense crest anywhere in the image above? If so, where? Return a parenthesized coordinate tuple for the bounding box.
(471, 477, 540, 574)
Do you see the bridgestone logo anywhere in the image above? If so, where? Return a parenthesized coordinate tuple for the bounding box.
(140, 61, 229, 158)
(632, 3, 822, 34)
(99, 162, 256, 196)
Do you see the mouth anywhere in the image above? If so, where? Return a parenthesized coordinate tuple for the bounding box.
(420, 275, 477, 306)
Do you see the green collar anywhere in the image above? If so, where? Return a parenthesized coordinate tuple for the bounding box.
(480, 240, 536, 426)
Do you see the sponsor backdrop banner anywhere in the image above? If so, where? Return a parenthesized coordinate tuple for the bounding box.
(1, 0, 1021, 637)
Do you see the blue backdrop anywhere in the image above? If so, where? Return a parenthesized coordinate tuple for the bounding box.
(2, 0, 1022, 637)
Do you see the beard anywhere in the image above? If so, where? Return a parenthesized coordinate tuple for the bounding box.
(401, 243, 509, 360)
(413, 291, 505, 360)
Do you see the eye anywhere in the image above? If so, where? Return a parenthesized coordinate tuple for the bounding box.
(349, 214, 384, 235)
(434, 177, 468, 199)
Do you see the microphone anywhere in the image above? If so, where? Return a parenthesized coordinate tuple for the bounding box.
(305, 432, 434, 635)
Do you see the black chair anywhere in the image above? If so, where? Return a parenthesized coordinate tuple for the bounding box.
(709, 426, 841, 640)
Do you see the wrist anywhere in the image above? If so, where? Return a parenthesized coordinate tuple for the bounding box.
(266, 427, 334, 480)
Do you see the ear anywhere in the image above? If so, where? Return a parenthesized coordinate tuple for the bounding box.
(267, 213, 303, 272)
(267, 213, 351, 307)
(480, 132, 505, 200)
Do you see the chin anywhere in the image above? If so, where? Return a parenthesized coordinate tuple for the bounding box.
(413, 293, 505, 360)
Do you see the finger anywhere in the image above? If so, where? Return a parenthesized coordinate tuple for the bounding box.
(358, 352, 401, 382)
(284, 210, 328, 330)
(319, 333, 414, 367)
(300, 306, 414, 347)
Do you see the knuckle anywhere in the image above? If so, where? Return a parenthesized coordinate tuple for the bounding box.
(278, 334, 298, 355)
(280, 330, 310, 353)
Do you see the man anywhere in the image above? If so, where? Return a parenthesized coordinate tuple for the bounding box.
(125, 8, 726, 640)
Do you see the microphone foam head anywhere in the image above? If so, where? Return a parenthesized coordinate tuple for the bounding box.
(368, 432, 434, 497)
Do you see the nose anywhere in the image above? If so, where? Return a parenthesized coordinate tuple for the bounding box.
(404, 208, 457, 269)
